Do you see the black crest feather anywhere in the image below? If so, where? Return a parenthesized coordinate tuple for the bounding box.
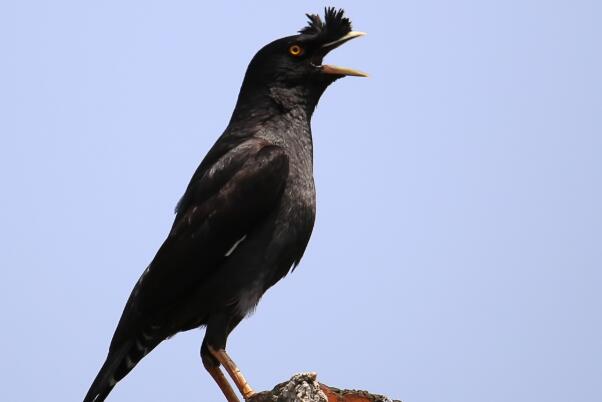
(299, 7, 352, 42)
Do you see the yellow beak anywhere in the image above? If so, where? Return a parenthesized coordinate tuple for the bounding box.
(320, 31, 368, 78)
(321, 65, 369, 77)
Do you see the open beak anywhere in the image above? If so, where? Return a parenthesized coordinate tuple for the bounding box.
(321, 64, 368, 78)
(319, 31, 368, 78)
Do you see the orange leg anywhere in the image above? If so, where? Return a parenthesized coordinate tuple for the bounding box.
(202, 352, 240, 402)
(208, 345, 255, 400)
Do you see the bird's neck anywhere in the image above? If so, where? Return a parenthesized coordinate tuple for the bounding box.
(229, 81, 326, 127)
(228, 85, 282, 126)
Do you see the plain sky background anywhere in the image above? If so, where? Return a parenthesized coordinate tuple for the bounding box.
(1, 1, 601, 401)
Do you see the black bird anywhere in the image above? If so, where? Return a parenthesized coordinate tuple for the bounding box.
(84, 8, 366, 402)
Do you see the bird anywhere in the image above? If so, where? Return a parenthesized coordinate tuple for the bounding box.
(84, 7, 366, 402)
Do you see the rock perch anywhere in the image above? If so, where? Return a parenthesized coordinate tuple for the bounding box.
(248, 373, 400, 402)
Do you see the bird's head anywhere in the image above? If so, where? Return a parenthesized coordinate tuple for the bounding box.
(235, 8, 366, 117)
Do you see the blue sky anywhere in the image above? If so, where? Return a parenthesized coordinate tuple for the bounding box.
(1, 1, 601, 401)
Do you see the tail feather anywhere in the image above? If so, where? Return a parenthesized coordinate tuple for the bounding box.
(84, 331, 163, 402)
(83, 341, 131, 402)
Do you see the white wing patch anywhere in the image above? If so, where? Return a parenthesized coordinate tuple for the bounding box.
(225, 235, 247, 257)
(125, 355, 135, 369)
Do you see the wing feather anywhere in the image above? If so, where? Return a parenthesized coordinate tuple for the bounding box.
(110, 138, 289, 347)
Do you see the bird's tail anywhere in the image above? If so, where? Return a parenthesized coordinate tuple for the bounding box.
(83, 341, 132, 402)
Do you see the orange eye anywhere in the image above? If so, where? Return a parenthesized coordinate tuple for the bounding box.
(289, 44, 303, 57)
